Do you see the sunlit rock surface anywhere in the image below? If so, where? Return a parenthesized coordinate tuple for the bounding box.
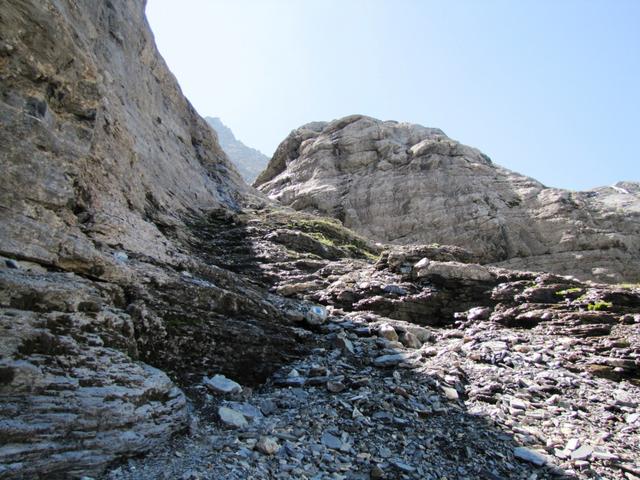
(256, 115, 640, 283)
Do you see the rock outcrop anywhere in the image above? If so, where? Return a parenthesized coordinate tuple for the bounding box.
(2, 1, 640, 479)
(206, 117, 269, 183)
(103, 228, 640, 480)
(255, 115, 640, 283)
(0, 1, 293, 477)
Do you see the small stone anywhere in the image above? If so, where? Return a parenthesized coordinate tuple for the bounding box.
(510, 398, 527, 410)
(204, 374, 242, 394)
(378, 323, 399, 342)
(370, 464, 384, 479)
(383, 284, 407, 296)
(442, 387, 459, 401)
(566, 438, 580, 451)
(259, 399, 277, 416)
(592, 450, 619, 461)
(570, 444, 593, 461)
(225, 402, 263, 421)
(514, 447, 547, 466)
(467, 306, 491, 321)
(4, 259, 19, 269)
(373, 352, 416, 367)
(626, 413, 640, 424)
(305, 305, 328, 325)
(321, 431, 342, 450)
(335, 335, 355, 355)
(255, 436, 280, 455)
(327, 381, 346, 393)
(275, 376, 306, 387)
(113, 251, 128, 263)
(391, 460, 416, 473)
(399, 331, 421, 349)
(218, 406, 248, 429)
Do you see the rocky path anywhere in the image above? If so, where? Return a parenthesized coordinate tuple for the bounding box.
(102, 208, 640, 480)
(106, 310, 640, 480)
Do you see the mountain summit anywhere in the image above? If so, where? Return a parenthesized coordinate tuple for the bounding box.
(255, 114, 640, 283)
(206, 117, 269, 183)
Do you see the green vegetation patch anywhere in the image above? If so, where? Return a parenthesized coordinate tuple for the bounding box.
(267, 210, 381, 260)
(555, 287, 583, 296)
(587, 300, 613, 312)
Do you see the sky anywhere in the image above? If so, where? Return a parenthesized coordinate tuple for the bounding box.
(146, 0, 640, 191)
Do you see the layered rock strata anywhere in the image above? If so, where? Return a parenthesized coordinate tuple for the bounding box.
(255, 115, 640, 283)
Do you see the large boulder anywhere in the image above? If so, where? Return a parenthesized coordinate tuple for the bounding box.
(0, 269, 188, 478)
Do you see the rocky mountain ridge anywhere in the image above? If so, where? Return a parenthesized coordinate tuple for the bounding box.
(0, 1, 638, 480)
(206, 117, 269, 184)
(255, 115, 640, 284)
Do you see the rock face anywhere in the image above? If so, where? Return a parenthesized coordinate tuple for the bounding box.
(0, 0, 251, 281)
(0, 1, 298, 477)
(206, 116, 269, 183)
(2, 1, 640, 479)
(0, 271, 187, 479)
(255, 115, 640, 283)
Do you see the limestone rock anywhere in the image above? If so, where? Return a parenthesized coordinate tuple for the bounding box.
(256, 115, 640, 283)
(204, 374, 243, 395)
(0, 1, 301, 477)
(0, 271, 188, 478)
(513, 447, 547, 466)
(0, 0, 257, 282)
(218, 407, 248, 429)
(414, 259, 495, 283)
(378, 323, 399, 342)
(255, 436, 280, 455)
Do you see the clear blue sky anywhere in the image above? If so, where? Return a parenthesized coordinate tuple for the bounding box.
(146, 0, 639, 190)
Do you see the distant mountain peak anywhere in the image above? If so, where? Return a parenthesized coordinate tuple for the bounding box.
(206, 117, 269, 184)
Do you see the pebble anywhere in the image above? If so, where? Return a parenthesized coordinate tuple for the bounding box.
(255, 436, 280, 455)
(4, 259, 19, 269)
(513, 447, 547, 466)
(565, 438, 579, 451)
(378, 323, 399, 342)
(204, 374, 242, 394)
(400, 331, 421, 349)
(335, 335, 355, 355)
(373, 352, 416, 367)
(113, 251, 128, 263)
(570, 444, 593, 461)
(218, 406, 248, 429)
(321, 432, 343, 450)
(305, 305, 328, 325)
(326, 381, 346, 393)
(442, 387, 459, 401)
